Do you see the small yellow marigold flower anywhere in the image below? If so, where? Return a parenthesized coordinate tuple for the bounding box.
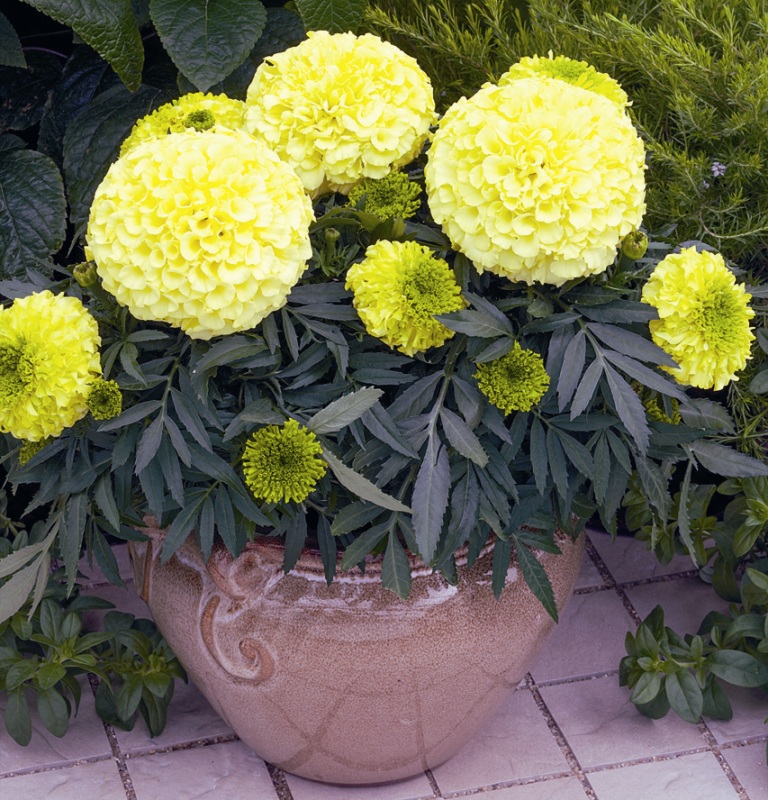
(242, 419, 327, 504)
(499, 53, 629, 109)
(86, 129, 314, 340)
(641, 247, 755, 391)
(87, 378, 123, 420)
(475, 343, 550, 415)
(119, 92, 246, 155)
(346, 240, 466, 357)
(425, 78, 646, 286)
(244, 31, 436, 197)
(0, 291, 101, 441)
(348, 172, 422, 220)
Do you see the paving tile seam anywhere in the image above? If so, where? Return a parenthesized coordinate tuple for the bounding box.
(439, 770, 574, 797)
(121, 732, 240, 759)
(265, 761, 294, 800)
(696, 719, 751, 800)
(522, 675, 599, 800)
(0, 753, 115, 780)
(87, 673, 136, 800)
(531, 669, 621, 688)
(424, 767, 443, 797)
(720, 735, 768, 748)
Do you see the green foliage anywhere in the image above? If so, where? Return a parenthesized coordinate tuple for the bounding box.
(296, 0, 368, 32)
(0, 561, 185, 745)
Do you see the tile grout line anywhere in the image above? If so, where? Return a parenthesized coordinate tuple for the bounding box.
(122, 733, 239, 760)
(0, 754, 114, 780)
(523, 674, 599, 800)
(86, 673, 138, 800)
(440, 771, 574, 798)
(265, 762, 295, 800)
(695, 719, 751, 800)
(424, 767, 444, 797)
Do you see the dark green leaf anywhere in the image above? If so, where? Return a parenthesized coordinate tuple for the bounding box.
(92, 529, 126, 588)
(570, 359, 602, 418)
(150, 0, 267, 90)
(63, 84, 167, 229)
(512, 536, 558, 621)
(37, 687, 69, 737)
(5, 688, 32, 745)
(587, 323, 676, 367)
(283, 512, 307, 574)
(593, 434, 610, 504)
(440, 407, 488, 466)
(689, 441, 768, 478)
(6, 659, 40, 690)
(473, 337, 515, 364)
(339, 522, 390, 570)
(61, 493, 88, 592)
(437, 309, 513, 338)
(25, 0, 143, 90)
(529, 417, 548, 495)
(330, 502, 384, 537)
(161, 493, 206, 562)
(602, 349, 686, 401)
(0, 561, 40, 623)
(36, 662, 67, 690)
(546, 427, 569, 500)
(678, 398, 735, 433)
(0, 52, 61, 133)
(749, 370, 768, 395)
(116, 675, 144, 720)
(94, 473, 121, 532)
(0, 11, 25, 68)
(707, 650, 768, 687)
(307, 387, 383, 434)
(491, 535, 511, 599)
(382, 531, 411, 599)
(0, 148, 66, 277)
(134, 415, 165, 474)
(575, 300, 657, 324)
(701, 676, 733, 720)
(411, 437, 450, 563)
(362, 404, 420, 459)
(322, 449, 410, 513)
(522, 311, 580, 334)
(665, 670, 703, 723)
(630, 671, 663, 705)
(635, 458, 670, 519)
(604, 363, 650, 454)
(295, 0, 367, 32)
(557, 329, 586, 411)
(171, 388, 213, 451)
(451, 376, 484, 428)
(388, 372, 442, 421)
(198, 497, 215, 561)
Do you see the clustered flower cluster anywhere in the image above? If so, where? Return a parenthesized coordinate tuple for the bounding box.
(0, 36, 757, 508)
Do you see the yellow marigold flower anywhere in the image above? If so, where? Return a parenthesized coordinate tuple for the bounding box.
(348, 172, 422, 220)
(475, 343, 550, 415)
(244, 31, 436, 197)
(0, 291, 101, 442)
(641, 247, 755, 391)
(425, 78, 646, 286)
(86, 129, 314, 340)
(499, 53, 629, 109)
(242, 419, 327, 504)
(345, 240, 466, 357)
(120, 92, 246, 155)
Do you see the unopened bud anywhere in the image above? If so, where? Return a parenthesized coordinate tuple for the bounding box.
(620, 230, 648, 261)
(324, 228, 341, 246)
(183, 109, 215, 132)
(73, 261, 98, 287)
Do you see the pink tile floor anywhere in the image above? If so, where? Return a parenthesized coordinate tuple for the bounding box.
(1, 531, 766, 799)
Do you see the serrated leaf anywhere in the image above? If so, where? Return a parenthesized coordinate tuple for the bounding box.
(437, 309, 513, 338)
(635, 458, 670, 518)
(322, 448, 411, 513)
(134, 415, 165, 475)
(63, 83, 167, 230)
(511, 536, 558, 621)
(602, 349, 686, 401)
(557, 329, 586, 411)
(330, 501, 384, 537)
(283, 512, 307, 574)
(151, 0, 267, 91)
(587, 322, 677, 368)
(92, 529, 126, 588)
(0, 149, 66, 277)
(529, 417, 548, 495)
(411, 437, 450, 564)
(382, 531, 411, 599)
(61, 493, 88, 592)
(678, 398, 735, 433)
(295, 0, 367, 32)
(440, 407, 488, 466)
(361, 404, 420, 459)
(25, 0, 144, 90)
(604, 363, 650, 454)
(307, 386, 383, 434)
(546, 427, 569, 500)
(0, 561, 40, 624)
(0, 10, 25, 68)
(665, 670, 703, 723)
(198, 496, 215, 561)
(570, 358, 603, 418)
(0, 527, 56, 579)
(689, 441, 768, 478)
(339, 522, 390, 570)
(161, 492, 206, 562)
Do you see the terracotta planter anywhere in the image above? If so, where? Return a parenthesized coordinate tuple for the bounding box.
(128, 528, 584, 785)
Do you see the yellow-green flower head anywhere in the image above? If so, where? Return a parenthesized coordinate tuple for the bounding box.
(345, 240, 466, 357)
(18, 437, 51, 465)
(641, 247, 755, 391)
(425, 78, 646, 286)
(347, 171, 422, 220)
(0, 291, 101, 442)
(499, 53, 629, 109)
(87, 378, 123, 421)
(242, 419, 327, 504)
(119, 92, 246, 156)
(475, 343, 550, 415)
(244, 31, 436, 197)
(86, 129, 314, 340)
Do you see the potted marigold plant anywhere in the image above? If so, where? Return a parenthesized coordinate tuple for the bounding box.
(1, 9, 767, 785)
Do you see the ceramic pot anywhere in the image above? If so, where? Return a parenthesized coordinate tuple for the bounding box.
(128, 527, 584, 785)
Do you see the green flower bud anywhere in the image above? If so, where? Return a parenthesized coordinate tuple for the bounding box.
(19, 438, 51, 465)
(87, 379, 123, 421)
(621, 230, 648, 261)
(73, 261, 99, 288)
(183, 109, 216, 132)
(324, 228, 341, 246)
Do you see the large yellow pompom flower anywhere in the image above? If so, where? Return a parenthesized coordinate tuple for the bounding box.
(499, 53, 629, 109)
(425, 77, 646, 286)
(641, 247, 755, 390)
(120, 92, 247, 156)
(244, 31, 436, 197)
(346, 240, 466, 357)
(86, 129, 314, 340)
(0, 291, 101, 441)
